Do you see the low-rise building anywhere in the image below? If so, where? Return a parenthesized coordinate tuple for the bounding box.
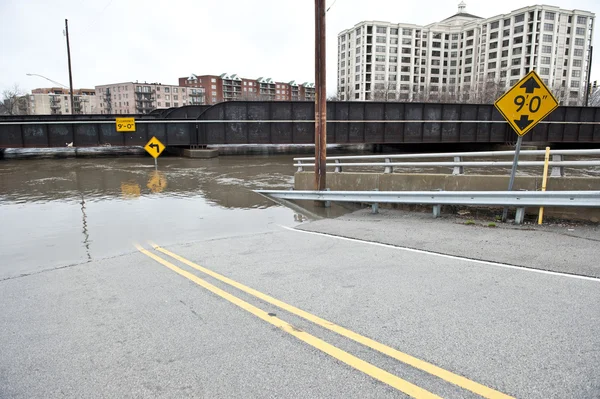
(22, 88, 98, 115)
(94, 82, 205, 115)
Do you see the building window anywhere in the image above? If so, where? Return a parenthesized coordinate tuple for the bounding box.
(390, 47, 398, 53)
(575, 38, 585, 46)
(376, 26, 386, 34)
(574, 48, 584, 57)
(488, 61, 497, 69)
(391, 37, 399, 44)
(573, 59, 582, 67)
(511, 68, 521, 76)
(401, 57, 410, 63)
(402, 47, 411, 54)
(166, 102, 171, 107)
(545, 11, 555, 20)
(376, 36, 386, 43)
(400, 75, 410, 82)
(355, 65, 360, 72)
(513, 36, 523, 44)
(389, 56, 398, 62)
(500, 70, 507, 77)
(514, 14, 524, 23)
(542, 45, 552, 54)
(431, 68, 440, 74)
(541, 56, 551, 64)
(544, 23, 554, 31)
(543, 34, 553, 43)
(390, 28, 398, 35)
(465, 57, 472, 65)
(576, 27, 586, 35)
(502, 50, 509, 57)
(490, 21, 499, 29)
(490, 32, 498, 40)
(355, 56, 360, 63)
(165, 87, 170, 93)
(402, 28, 412, 35)
(173, 88, 178, 93)
(489, 42, 497, 49)
(376, 45, 386, 52)
(402, 38, 411, 45)
(503, 29, 510, 37)
(489, 51, 497, 59)
(571, 80, 580, 88)
(375, 64, 385, 71)
(540, 67, 550, 75)
(572, 70, 581, 78)
(389, 75, 397, 81)
(577, 16, 587, 24)
(376, 55, 386, 62)
(375, 74, 385, 80)
(514, 25, 524, 34)
(512, 58, 521, 66)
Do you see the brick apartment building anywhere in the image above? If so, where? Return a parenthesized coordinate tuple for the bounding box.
(178, 73, 316, 105)
(95, 82, 205, 114)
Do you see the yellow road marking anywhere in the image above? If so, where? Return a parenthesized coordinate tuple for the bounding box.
(135, 244, 440, 399)
(151, 243, 514, 399)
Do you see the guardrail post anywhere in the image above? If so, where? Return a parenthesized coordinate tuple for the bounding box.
(433, 204, 441, 218)
(452, 156, 464, 175)
(515, 208, 526, 225)
(324, 188, 331, 208)
(371, 189, 379, 214)
(384, 158, 393, 174)
(297, 160, 304, 172)
(334, 159, 342, 173)
(551, 154, 565, 177)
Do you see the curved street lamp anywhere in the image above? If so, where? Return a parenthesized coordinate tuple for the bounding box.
(26, 73, 68, 89)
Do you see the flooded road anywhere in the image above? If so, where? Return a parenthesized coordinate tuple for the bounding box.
(0, 155, 312, 279)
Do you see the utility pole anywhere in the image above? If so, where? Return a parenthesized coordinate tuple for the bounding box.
(65, 19, 75, 114)
(314, 0, 327, 191)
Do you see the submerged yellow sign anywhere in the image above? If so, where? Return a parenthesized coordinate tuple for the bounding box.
(494, 70, 558, 137)
(144, 136, 165, 159)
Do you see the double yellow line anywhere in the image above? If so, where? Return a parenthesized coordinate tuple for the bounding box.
(135, 243, 513, 399)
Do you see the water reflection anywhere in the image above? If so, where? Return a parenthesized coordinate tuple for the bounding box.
(0, 155, 307, 279)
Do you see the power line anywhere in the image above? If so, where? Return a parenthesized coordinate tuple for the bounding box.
(326, 0, 338, 12)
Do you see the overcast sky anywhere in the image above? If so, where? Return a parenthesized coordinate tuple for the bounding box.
(1, 0, 598, 95)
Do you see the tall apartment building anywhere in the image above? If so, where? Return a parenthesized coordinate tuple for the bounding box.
(178, 73, 316, 104)
(337, 3, 594, 105)
(94, 82, 205, 115)
(20, 88, 98, 115)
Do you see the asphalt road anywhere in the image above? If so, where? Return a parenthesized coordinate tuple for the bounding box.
(1, 211, 599, 398)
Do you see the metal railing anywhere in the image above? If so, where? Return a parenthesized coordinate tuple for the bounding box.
(255, 189, 600, 224)
(294, 149, 600, 177)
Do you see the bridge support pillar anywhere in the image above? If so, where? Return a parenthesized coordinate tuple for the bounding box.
(182, 148, 219, 159)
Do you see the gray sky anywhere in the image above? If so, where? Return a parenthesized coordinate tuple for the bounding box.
(1, 0, 598, 95)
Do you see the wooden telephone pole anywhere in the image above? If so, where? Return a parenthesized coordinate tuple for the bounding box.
(314, 0, 327, 190)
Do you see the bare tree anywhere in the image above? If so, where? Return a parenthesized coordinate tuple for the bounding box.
(1, 84, 27, 115)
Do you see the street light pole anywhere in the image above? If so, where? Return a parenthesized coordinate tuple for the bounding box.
(314, 0, 327, 191)
(25, 73, 68, 89)
(64, 19, 75, 114)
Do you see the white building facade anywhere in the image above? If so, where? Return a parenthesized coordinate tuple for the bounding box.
(337, 3, 594, 105)
(24, 88, 98, 115)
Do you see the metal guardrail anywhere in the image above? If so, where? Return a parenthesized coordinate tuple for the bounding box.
(255, 189, 600, 224)
(294, 149, 600, 177)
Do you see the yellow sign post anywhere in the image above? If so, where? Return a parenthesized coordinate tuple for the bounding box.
(116, 117, 136, 132)
(144, 136, 166, 169)
(494, 71, 559, 222)
(494, 70, 558, 137)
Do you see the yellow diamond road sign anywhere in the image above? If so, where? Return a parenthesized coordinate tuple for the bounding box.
(144, 136, 165, 158)
(494, 70, 559, 137)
